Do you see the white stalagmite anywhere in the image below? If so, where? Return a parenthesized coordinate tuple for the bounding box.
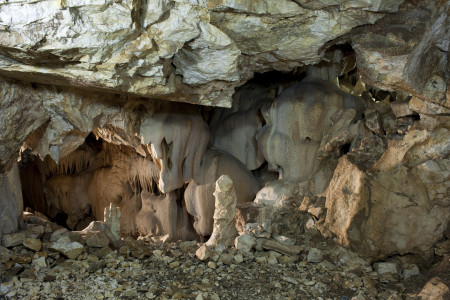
(104, 203, 121, 240)
(206, 175, 238, 247)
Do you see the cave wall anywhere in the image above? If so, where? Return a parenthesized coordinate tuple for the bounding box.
(0, 0, 448, 261)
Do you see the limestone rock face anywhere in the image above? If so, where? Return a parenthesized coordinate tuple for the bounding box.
(256, 76, 367, 181)
(136, 191, 196, 241)
(209, 84, 274, 170)
(139, 102, 210, 193)
(352, 1, 449, 105)
(0, 0, 407, 107)
(0, 162, 24, 236)
(323, 127, 450, 260)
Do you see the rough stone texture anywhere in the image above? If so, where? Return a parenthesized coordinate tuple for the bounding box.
(139, 102, 210, 193)
(81, 221, 121, 249)
(104, 203, 121, 240)
(50, 237, 84, 260)
(256, 76, 367, 181)
(352, 1, 449, 105)
(185, 148, 259, 237)
(0, 0, 406, 108)
(234, 234, 256, 253)
(418, 277, 450, 300)
(0, 162, 24, 236)
(323, 130, 450, 260)
(260, 239, 303, 256)
(307, 248, 324, 263)
(85, 232, 110, 248)
(0, 0, 447, 273)
(136, 191, 196, 241)
(1, 232, 26, 248)
(374, 262, 399, 275)
(206, 175, 238, 247)
(23, 238, 42, 252)
(209, 85, 274, 170)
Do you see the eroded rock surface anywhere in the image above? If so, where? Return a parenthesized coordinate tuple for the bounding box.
(0, 0, 409, 107)
(257, 76, 367, 181)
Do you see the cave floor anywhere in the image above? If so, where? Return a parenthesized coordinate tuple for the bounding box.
(1, 217, 448, 300)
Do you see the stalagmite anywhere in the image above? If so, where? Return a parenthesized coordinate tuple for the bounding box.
(104, 203, 121, 240)
(206, 175, 238, 247)
(185, 148, 259, 237)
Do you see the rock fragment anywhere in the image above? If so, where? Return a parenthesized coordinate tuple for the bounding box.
(23, 238, 42, 252)
(260, 239, 303, 256)
(235, 234, 256, 253)
(307, 248, 323, 263)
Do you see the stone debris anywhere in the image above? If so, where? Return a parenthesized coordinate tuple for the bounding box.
(418, 277, 450, 300)
(307, 248, 324, 263)
(1, 216, 448, 300)
(85, 232, 110, 248)
(234, 234, 256, 253)
(49, 238, 84, 260)
(260, 239, 303, 256)
(2, 232, 26, 248)
(374, 262, 399, 275)
(22, 238, 42, 252)
(402, 263, 420, 280)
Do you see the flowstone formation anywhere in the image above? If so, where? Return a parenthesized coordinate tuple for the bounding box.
(0, 0, 449, 297)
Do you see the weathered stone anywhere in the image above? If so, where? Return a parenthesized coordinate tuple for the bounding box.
(323, 149, 450, 260)
(12, 253, 32, 264)
(277, 255, 300, 265)
(196, 244, 221, 261)
(434, 240, 450, 256)
(82, 221, 121, 249)
(0, 163, 24, 235)
(50, 228, 69, 242)
(233, 254, 244, 264)
(85, 232, 110, 248)
(24, 225, 45, 239)
(50, 238, 84, 260)
(353, 2, 448, 104)
(257, 77, 367, 182)
(390, 101, 416, 118)
(31, 256, 47, 270)
(104, 204, 121, 240)
(178, 241, 198, 253)
(418, 277, 449, 300)
(0, 246, 11, 263)
(374, 262, 399, 275)
(409, 96, 450, 116)
(0, 0, 405, 111)
(218, 253, 234, 265)
(206, 175, 238, 247)
(307, 248, 324, 263)
(185, 148, 259, 237)
(23, 238, 42, 252)
(402, 264, 420, 280)
(235, 234, 256, 253)
(1, 232, 26, 248)
(260, 239, 303, 256)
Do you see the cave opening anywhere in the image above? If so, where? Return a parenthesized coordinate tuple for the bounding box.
(15, 56, 414, 243)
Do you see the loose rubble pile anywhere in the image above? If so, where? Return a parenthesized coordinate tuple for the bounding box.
(1, 213, 449, 300)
